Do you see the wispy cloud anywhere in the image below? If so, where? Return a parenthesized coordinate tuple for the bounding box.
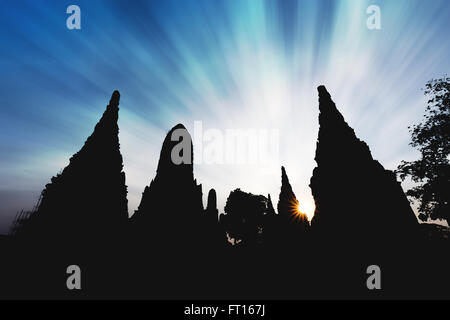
(1, 0, 449, 232)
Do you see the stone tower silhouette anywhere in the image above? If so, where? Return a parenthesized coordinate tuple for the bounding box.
(310, 86, 418, 244)
(17, 91, 128, 246)
(278, 166, 307, 223)
(277, 166, 309, 244)
(205, 188, 219, 223)
(267, 194, 276, 217)
(132, 124, 204, 247)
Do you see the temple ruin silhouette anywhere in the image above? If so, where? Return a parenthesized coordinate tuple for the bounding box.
(2, 86, 449, 299)
(310, 86, 419, 246)
(11, 91, 128, 248)
(130, 123, 204, 249)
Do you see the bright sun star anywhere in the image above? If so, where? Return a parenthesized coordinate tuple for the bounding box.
(294, 199, 315, 222)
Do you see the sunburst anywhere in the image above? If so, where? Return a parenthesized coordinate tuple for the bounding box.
(288, 197, 308, 222)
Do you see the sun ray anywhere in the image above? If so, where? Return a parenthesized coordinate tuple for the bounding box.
(287, 197, 309, 223)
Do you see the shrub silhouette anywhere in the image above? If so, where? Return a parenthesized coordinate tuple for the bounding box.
(223, 189, 268, 246)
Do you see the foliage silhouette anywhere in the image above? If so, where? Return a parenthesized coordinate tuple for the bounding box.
(397, 77, 450, 225)
(222, 188, 268, 246)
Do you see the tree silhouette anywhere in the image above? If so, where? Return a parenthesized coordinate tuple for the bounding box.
(397, 77, 450, 225)
(223, 189, 267, 246)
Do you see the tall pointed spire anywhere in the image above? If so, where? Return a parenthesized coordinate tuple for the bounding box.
(278, 166, 308, 224)
(276, 166, 309, 246)
(310, 86, 418, 244)
(267, 194, 276, 216)
(16, 90, 128, 245)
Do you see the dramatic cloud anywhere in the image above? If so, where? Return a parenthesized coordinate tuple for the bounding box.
(1, 0, 449, 233)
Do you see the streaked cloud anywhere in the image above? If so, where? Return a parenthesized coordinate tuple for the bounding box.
(1, 0, 449, 232)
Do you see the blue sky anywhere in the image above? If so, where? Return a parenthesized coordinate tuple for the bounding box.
(1, 0, 449, 233)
